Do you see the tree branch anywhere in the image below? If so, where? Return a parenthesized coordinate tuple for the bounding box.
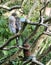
(22, 16, 51, 45)
(23, 56, 44, 65)
(2, 45, 30, 51)
(43, 31, 51, 36)
(25, 20, 48, 27)
(0, 5, 21, 11)
(40, 1, 50, 11)
(0, 33, 21, 50)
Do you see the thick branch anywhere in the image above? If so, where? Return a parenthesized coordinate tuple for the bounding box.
(44, 31, 51, 36)
(26, 16, 51, 26)
(25, 21, 48, 27)
(0, 5, 21, 11)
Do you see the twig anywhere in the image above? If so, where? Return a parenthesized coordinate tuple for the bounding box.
(40, 1, 50, 11)
(2, 45, 30, 51)
(39, 1, 50, 22)
(0, 33, 21, 50)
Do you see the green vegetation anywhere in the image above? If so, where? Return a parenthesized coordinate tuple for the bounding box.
(0, 0, 51, 65)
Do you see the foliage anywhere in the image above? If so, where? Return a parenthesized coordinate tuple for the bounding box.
(0, 0, 51, 65)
